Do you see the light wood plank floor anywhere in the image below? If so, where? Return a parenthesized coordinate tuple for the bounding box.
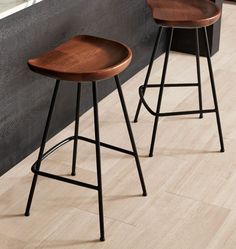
(1, 3, 236, 249)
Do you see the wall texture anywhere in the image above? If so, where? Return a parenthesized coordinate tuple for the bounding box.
(0, 0, 166, 175)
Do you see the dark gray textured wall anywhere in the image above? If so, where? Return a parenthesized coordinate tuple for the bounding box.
(0, 0, 166, 175)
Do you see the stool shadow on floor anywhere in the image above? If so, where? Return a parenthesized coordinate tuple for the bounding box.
(168, 116, 205, 121)
(35, 239, 99, 248)
(0, 213, 23, 220)
(105, 194, 142, 202)
(159, 148, 220, 156)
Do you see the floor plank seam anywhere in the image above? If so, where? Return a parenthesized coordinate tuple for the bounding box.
(165, 190, 232, 211)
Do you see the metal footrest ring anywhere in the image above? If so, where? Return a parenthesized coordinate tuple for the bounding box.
(139, 84, 216, 117)
(31, 135, 135, 190)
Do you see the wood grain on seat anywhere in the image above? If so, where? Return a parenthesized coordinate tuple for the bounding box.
(28, 35, 132, 82)
(147, 0, 221, 28)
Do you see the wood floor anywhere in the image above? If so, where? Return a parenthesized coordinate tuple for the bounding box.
(1, 3, 236, 249)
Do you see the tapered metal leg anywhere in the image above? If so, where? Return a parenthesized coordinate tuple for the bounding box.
(25, 80, 60, 216)
(92, 82, 105, 242)
(115, 75, 147, 196)
(149, 28, 174, 157)
(134, 27, 163, 123)
(203, 27, 225, 152)
(196, 29, 203, 119)
(71, 83, 81, 176)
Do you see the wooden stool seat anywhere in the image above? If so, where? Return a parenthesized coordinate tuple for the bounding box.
(28, 35, 132, 82)
(147, 0, 221, 28)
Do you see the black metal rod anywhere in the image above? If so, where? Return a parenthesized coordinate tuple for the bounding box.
(29, 134, 135, 187)
(92, 81, 105, 242)
(78, 136, 134, 156)
(138, 85, 158, 116)
(144, 83, 199, 88)
(149, 28, 174, 157)
(196, 29, 203, 119)
(25, 80, 60, 216)
(27, 134, 135, 175)
(134, 27, 163, 123)
(115, 75, 147, 197)
(71, 83, 81, 176)
(32, 166, 98, 190)
(158, 109, 215, 117)
(139, 84, 215, 117)
(42, 137, 74, 161)
(138, 82, 200, 116)
(203, 27, 225, 152)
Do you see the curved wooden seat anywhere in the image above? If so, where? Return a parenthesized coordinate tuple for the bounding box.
(28, 35, 132, 82)
(147, 0, 221, 28)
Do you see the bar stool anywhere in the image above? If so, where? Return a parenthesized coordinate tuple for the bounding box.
(134, 0, 225, 157)
(24, 35, 147, 241)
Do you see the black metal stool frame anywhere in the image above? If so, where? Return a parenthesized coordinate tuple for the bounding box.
(25, 75, 147, 242)
(134, 27, 225, 157)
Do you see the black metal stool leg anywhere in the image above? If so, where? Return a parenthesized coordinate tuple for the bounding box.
(134, 27, 163, 123)
(71, 83, 81, 176)
(149, 28, 174, 157)
(92, 82, 105, 242)
(115, 75, 147, 197)
(203, 27, 225, 152)
(196, 28, 203, 119)
(25, 80, 60, 216)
